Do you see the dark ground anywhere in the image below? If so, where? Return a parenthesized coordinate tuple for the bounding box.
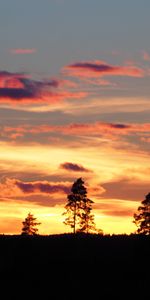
(0, 233, 149, 298)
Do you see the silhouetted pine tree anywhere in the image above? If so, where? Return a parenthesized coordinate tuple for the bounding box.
(63, 178, 100, 234)
(133, 193, 150, 235)
(21, 212, 41, 235)
(78, 197, 97, 233)
(63, 178, 85, 234)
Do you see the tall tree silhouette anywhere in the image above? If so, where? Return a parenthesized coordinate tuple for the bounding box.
(78, 197, 97, 233)
(133, 193, 150, 235)
(63, 178, 99, 234)
(21, 212, 41, 235)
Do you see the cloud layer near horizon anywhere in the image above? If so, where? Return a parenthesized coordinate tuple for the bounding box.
(0, 175, 147, 222)
(0, 178, 71, 205)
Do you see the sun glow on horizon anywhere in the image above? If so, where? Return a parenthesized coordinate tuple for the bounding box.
(0, 136, 149, 235)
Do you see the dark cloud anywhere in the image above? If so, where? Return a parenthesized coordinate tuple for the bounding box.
(0, 87, 35, 99)
(60, 162, 91, 172)
(0, 70, 23, 78)
(0, 70, 87, 104)
(109, 123, 130, 129)
(15, 180, 71, 195)
(20, 78, 59, 90)
(70, 62, 114, 73)
(0, 177, 73, 207)
(66, 61, 144, 77)
(0, 70, 60, 101)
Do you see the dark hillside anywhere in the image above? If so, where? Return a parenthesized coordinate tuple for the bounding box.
(0, 234, 149, 297)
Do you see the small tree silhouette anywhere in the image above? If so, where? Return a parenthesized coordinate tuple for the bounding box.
(133, 193, 150, 235)
(21, 212, 41, 235)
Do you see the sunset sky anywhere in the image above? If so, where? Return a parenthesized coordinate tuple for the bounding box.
(0, 0, 150, 235)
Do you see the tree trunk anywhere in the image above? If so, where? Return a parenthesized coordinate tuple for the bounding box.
(73, 202, 76, 234)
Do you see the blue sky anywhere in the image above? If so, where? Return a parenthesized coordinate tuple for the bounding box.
(0, 0, 150, 75)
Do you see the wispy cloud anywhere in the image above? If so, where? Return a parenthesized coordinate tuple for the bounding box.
(3, 121, 150, 142)
(10, 48, 37, 55)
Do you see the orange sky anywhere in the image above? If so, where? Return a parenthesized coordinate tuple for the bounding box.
(0, 66, 150, 235)
(0, 137, 149, 235)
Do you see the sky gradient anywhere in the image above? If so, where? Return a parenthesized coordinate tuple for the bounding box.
(0, 0, 150, 234)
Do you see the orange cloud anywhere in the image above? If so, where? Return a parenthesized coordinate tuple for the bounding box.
(140, 137, 150, 143)
(10, 48, 37, 54)
(0, 178, 71, 206)
(101, 177, 150, 201)
(94, 200, 136, 217)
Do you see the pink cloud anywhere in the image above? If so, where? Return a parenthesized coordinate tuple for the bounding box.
(0, 70, 87, 104)
(10, 133, 24, 139)
(0, 71, 27, 87)
(56, 79, 78, 88)
(64, 60, 144, 78)
(3, 122, 131, 137)
(10, 48, 37, 54)
(142, 51, 150, 61)
(2, 122, 150, 141)
(60, 122, 130, 136)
